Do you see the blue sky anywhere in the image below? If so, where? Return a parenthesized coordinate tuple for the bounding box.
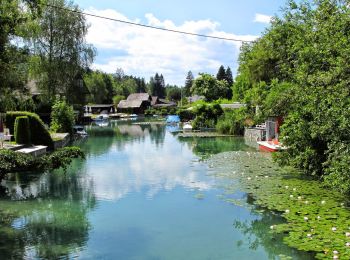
(74, 0, 287, 85)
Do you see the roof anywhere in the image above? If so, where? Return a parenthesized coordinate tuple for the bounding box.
(117, 100, 144, 108)
(220, 103, 246, 109)
(127, 93, 151, 102)
(151, 96, 159, 106)
(187, 95, 205, 103)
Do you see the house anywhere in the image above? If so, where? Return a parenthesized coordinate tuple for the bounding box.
(117, 93, 152, 114)
(187, 95, 205, 103)
(220, 103, 246, 110)
(153, 98, 177, 108)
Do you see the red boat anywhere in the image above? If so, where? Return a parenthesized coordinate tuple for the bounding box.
(257, 140, 286, 152)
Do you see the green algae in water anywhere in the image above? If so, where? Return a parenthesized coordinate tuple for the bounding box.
(208, 151, 350, 259)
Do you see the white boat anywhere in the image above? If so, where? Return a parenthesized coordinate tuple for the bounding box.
(183, 123, 193, 132)
(93, 114, 109, 121)
(73, 126, 88, 136)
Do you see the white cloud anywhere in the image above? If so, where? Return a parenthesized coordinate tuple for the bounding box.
(85, 8, 258, 85)
(254, 13, 272, 24)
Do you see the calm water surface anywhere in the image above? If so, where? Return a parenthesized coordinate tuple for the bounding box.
(0, 120, 312, 259)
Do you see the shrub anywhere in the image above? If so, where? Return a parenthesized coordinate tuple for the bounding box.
(6, 111, 54, 149)
(191, 103, 223, 129)
(216, 108, 247, 135)
(0, 147, 85, 175)
(177, 109, 195, 121)
(50, 99, 75, 134)
(14, 116, 31, 145)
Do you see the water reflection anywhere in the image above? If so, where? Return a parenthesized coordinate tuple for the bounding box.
(0, 160, 95, 259)
(80, 121, 214, 201)
(0, 120, 312, 259)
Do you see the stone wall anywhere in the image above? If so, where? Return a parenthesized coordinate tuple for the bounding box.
(244, 127, 266, 142)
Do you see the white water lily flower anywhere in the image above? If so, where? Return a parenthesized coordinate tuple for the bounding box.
(321, 200, 326, 204)
(305, 201, 309, 204)
(317, 216, 321, 220)
(346, 242, 350, 247)
(307, 233, 312, 238)
(285, 209, 290, 213)
(265, 175, 269, 178)
(298, 196, 302, 200)
(333, 256, 339, 259)
(346, 232, 350, 237)
(270, 225, 275, 230)
(293, 188, 297, 191)
(290, 195, 294, 198)
(332, 227, 337, 232)
(285, 186, 289, 189)
(304, 217, 309, 221)
(247, 177, 251, 180)
(333, 250, 339, 255)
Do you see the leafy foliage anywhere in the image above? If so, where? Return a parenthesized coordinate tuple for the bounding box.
(191, 104, 223, 129)
(0, 147, 84, 175)
(0, 0, 42, 112)
(233, 0, 350, 193)
(191, 73, 232, 101)
(216, 108, 247, 135)
(14, 116, 31, 145)
(30, 0, 95, 103)
(50, 99, 75, 134)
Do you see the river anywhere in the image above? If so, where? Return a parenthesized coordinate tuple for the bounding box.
(0, 119, 313, 259)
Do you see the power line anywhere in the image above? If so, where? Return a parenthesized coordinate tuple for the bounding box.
(44, 3, 254, 43)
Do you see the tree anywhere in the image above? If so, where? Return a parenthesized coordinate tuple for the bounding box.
(150, 73, 166, 98)
(225, 67, 233, 86)
(50, 99, 75, 134)
(30, 0, 95, 103)
(184, 71, 194, 96)
(84, 71, 108, 104)
(166, 85, 182, 101)
(234, 0, 350, 193)
(216, 65, 226, 81)
(191, 73, 230, 101)
(0, 0, 42, 112)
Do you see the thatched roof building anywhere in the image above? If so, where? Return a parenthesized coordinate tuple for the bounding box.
(117, 93, 152, 114)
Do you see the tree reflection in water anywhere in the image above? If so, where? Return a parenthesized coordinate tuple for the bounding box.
(0, 159, 96, 259)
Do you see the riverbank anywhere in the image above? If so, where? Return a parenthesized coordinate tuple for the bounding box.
(208, 151, 350, 259)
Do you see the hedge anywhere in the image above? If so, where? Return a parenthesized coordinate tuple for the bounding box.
(6, 111, 54, 150)
(14, 116, 31, 145)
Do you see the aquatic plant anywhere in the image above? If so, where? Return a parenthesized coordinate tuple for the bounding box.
(207, 151, 350, 259)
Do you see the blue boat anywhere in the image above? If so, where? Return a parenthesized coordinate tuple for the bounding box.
(166, 115, 180, 124)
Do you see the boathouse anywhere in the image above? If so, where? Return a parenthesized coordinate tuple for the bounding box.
(117, 93, 152, 114)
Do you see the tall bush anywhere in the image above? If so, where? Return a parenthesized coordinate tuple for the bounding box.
(6, 111, 54, 149)
(14, 116, 31, 145)
(216, 109, 246, 135)
(50, 100, 75, 134)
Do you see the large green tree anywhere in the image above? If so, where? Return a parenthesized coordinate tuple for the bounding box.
(191, 73, 230, 101)
(0, 0, 42, 112)
(234, 0, 350, 193)
(216, 65, 226, 81)
(30, 0, 95, 104)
